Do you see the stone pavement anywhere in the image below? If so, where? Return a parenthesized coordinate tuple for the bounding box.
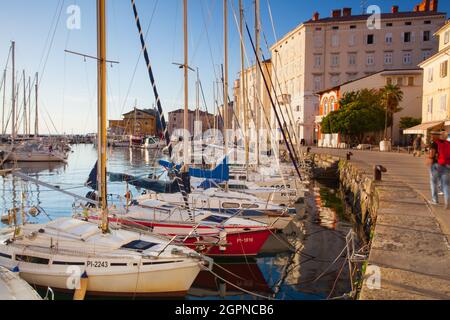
(309, 147, 450, 300)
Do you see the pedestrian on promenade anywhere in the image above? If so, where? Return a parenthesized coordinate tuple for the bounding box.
(427, 131, 450, 209)
(413, 135, 422, 157)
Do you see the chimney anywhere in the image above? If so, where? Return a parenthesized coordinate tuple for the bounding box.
(342, 8, 352, 17)
(414, 5, 420, 11)
(392, 5, 399, 13)
(430, 0, 439, 11)
(332, 9, 341, 18)
(418, 0, 431, 11)
(313, 12, 320, 21)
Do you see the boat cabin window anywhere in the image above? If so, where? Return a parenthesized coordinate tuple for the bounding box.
(222, 202, 240, 209)
(241, 204, 259, 209)
(122, 240, 159, 251)
(53, 261, 85, 266)
(0, 252, 12, 259)
(202, 215, 229, 224)
(239, 176, 247, 181)
(229, 184, 248, 190)
(15, 255, 49, 265)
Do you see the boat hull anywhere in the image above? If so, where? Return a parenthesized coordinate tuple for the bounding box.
(113, 218, 271, 257)
(0, 258, 201, 296)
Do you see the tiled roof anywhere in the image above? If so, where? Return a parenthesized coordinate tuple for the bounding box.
(304, 11, 446, 24)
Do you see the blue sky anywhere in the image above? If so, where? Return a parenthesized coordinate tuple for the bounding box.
(0, 0, 449, 134)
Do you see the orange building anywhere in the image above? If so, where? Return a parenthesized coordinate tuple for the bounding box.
(315, 87, 341, 148)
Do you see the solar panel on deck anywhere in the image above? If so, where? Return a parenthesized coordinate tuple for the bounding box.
(121, 240, 158, 251)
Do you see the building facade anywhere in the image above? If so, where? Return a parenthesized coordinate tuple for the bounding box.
(109, 108, 159, 136)
(316, 69, 424, 147)
(414, 19, 450, 136)
(271, 0, 445, 145)
(168, 109, 216, 138)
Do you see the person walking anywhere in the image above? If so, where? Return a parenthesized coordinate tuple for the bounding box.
(413, 135, 422, 157)
(427, 131, 450, 209)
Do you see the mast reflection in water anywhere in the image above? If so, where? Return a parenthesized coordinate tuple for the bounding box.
(0, 145, 354, 300)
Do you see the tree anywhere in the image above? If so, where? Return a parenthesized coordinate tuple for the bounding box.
(399, 117, 422, 130)
(380, 84, 404, 141)
(321, 90, 386, 144)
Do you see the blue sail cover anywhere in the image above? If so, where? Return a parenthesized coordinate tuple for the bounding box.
(85, 161, 98, 191)
(159, 157, 230, 181)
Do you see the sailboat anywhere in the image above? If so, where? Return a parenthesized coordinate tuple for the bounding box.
(0, 0, 205, 297)
(0, 266, 42, 300)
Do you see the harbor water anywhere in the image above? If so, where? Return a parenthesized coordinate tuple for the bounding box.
(0, 145, 355, 300)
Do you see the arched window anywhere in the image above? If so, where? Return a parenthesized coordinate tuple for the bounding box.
(329, 98, 335, 112)
(323, 98, 329, 115)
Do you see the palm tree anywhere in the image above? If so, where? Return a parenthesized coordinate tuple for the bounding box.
(380, 84, 404, 141)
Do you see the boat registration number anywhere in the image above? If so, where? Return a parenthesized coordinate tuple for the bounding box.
(87, 261, 109, 268)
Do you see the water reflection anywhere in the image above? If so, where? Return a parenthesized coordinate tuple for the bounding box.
(0, 146, 355, 300)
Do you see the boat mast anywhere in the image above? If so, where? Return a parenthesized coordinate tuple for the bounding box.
(28, 76, 31, 137)
(34, 72, 38, 137)
(239, 0, 250, 176)
(255, 0, 261, 166)
(97, 0, 108, 233)
(23, 70, 26, 137)
(223, 0, 229, 191)
(1, 69, 5, 136)
(183, 0, 189, 165)
(11, 41, 15, 143)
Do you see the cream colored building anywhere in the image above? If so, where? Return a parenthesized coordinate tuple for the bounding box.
(270, 0, 445, 145)
(317, 69, 423, 147)
(411, 19, 450, 137)
(234, 60, 273, 145)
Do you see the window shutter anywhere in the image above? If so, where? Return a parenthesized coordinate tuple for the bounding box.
(411, 32, 416, 43)
(401, 32, 404, 43)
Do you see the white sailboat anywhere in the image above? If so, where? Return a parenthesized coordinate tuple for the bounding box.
(0, 0, 206, 298)
(0, 266, 42, 300)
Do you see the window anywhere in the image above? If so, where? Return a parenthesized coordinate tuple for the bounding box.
(386, 77, 393, 85)
(332, 26, 339, 30)
(428, 67, 434, 82)
(330, 99, 336, 112)
(323, 99, 329, 114)
(314, 55, 322, 68)
(296, 105, 300, 112)
(314, 35, 323, 48)
(408, 77, 414, 86)
(422, 50, 432, 61)
(397, 77, 403, 86)
(425, 20, 431, 24)
(15, 255, 49, 265)
(314, 76, 322, 91)
(367, 34, 374, 44)
(384, 52, 393, 65)
(428, 97, 434, 114)
(386, 23, 393, 27)
(202, 215, 229, 223)
(403, 32, 411, 43)
(440, 95, 448, 112)
(445, 31, 450, 45)
(366, 53, 375, 66)
(350, 25, 356, 29)
(440, 60, 448, 78)
(331, 54, 340, 67)
(222, 202, 240, 209)
(385, 33, 393, 44)
(405, 22, 412, 26)
(331, 34, 339, 47)
(331, 75, 340, 86)
(122, 240, 158, 251)
(348, 73, 358, 81)
(403, 52, 412, 65)
(348, 53, 356, 65)
(423, 31, 431, 42)
(349, 34, 356, 46)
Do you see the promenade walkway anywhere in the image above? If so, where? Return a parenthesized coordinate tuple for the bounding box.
(309, 147, 450, 300)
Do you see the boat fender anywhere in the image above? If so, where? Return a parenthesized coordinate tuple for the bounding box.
(73, 272, 89, 301)
(12, 266, 20, 273)
(219, 230, 227, 252)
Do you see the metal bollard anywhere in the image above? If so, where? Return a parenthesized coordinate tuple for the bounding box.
(306, 147, 311, 154)
(347, 152, 353, 161)
(374, 165, 387, 181)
